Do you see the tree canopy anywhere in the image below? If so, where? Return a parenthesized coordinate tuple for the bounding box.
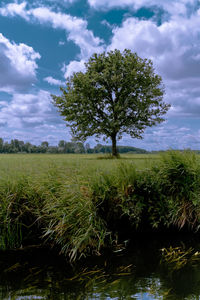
(52, 49, 170, 156)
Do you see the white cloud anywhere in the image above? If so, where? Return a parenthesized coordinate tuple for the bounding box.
(88, 0, 195, 17)
(44, 76, 65, 86)
(30, 7, 85, 31)
(37, 0, 78, 5)
(108, 15, 200, 74)
(0, 90, 62, 129)
(0, 89, 71, 144)
(101, 20, 114, 29)
(0, 2, 29, 20)
(62, 60, 86, 78)
(0, 33, 40, 93)
(58, 40, 65, 46)
(113, 121, 200, 150)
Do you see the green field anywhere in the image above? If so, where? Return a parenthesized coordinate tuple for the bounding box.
(0, 153, 159, 180)
(0, 151, 200, 261)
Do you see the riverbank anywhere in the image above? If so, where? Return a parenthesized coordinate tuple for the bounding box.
(0, 151, 200, 261)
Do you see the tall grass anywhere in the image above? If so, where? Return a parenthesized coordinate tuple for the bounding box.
(41, 179, 109, 261)
(0, 152, 200, 261)
(91, 151, 200, 236)
(156, 151, 200, 229)
(0, 174, 44, 249)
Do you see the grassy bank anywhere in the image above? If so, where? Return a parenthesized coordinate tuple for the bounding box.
(0, 151, 200, 261)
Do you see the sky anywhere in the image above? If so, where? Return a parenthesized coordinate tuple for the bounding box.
(0, 0, 200, 150)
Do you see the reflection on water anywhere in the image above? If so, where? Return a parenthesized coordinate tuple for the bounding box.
(1, 235, 200, 299)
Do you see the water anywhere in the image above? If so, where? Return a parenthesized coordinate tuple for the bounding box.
(1, 236, 200, 300)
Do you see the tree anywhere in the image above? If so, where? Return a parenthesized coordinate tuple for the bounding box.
(52, 49, 170, 157)
(85, 143, 91, 153)
(0, 138, 3, 153)
(24, 142, 32, 153)
(74, 142, 85, 153)
(41, 141, 49, 148)
(58, 140, 66, 148)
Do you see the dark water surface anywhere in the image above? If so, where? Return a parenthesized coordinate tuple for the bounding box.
(1, 235, 200, 300)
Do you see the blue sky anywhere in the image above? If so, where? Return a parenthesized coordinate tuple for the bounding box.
(0, 0, 200, 150)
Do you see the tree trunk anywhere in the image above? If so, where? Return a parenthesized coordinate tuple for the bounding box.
(111, 134, 118, 157)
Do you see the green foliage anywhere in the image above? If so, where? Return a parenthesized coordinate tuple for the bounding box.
(52, 49, 170, 156)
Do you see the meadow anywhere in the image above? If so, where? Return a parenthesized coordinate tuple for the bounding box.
(0, 151, 200, 262)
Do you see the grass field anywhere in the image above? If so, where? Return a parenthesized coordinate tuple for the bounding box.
(0, 153, 159, 177)
(1, 151, 200, 261)
(0, 153, 161, 192)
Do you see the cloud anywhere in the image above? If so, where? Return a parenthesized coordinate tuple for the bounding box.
(101, 20, 114, 29)
(58, 40, 65, 46)
(125, 124, 199, 151)
(34, 0, 78, 6)
(44, 76, 65, 86)
(0, 2, 29, 20)
(166, 78, 200, 117)
(0, 90, 62, 129)
(0, 88, 71, 144)
(62, 60, 86, 78)
(29, 6, 85, 31)
(87, 0, 195, 17)
(108, 15, 200, 76)
(0, 33, 40, 93)
(103, 120, 200, 150)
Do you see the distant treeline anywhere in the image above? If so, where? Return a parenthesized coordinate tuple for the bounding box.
(0, 138, 148, 154)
